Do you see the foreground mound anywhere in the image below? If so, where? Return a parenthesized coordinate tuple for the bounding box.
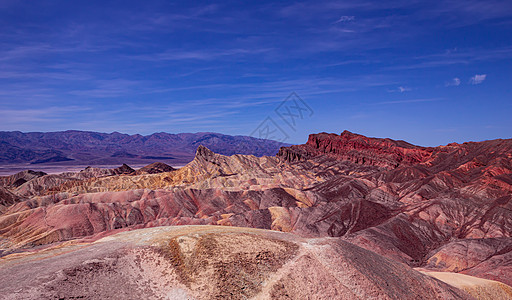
(0, 226, 473, 299)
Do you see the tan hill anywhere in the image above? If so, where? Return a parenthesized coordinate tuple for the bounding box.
(421, 271, 512, 300)
(0, 226, 473, 299)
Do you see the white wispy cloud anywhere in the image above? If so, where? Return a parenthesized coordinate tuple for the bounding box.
(333, 16, 355, 24)
(68, 79, 150, 98)
(0, 106, 91, 125)
(469, 74, 487, 85)
(388, 86, 411, 93)
(373, 98, 442, 105)
(445, 77, 461, 86)
(131, 48, 273, 62)
(385, 46, 512, 71)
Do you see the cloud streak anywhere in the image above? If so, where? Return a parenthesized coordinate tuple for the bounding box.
(445, 77, 461, 86)
(469, 74, 487, 85)
(373, 98, 443, 105)
(130, 48, 273, 62)
(333, 16, 355, 24)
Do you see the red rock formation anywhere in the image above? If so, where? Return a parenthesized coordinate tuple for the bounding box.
(279, 131, 433, 168)
(277, 131, 512, 285)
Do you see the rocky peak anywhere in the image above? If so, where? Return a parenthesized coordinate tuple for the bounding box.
(135, 162, 175, 175)
(0, 169, 47, 188)
(195, 145, 216, 161)
(112, 163, 135, 175)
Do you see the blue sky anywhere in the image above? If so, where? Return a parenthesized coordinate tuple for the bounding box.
(0, 0, 511, 146)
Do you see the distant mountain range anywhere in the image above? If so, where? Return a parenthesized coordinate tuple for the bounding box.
(0, 130, 289, 165)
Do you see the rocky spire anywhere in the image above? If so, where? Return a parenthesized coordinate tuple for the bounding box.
(195, 145, 215, 161)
